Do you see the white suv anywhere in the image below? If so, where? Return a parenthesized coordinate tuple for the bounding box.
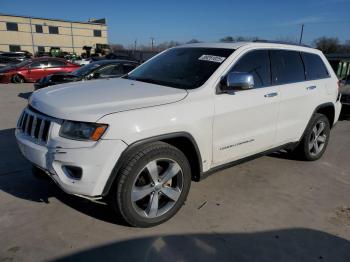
(16, 42, 342, 227)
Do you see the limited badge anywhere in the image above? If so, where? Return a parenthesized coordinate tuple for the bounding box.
(198, 55, 226, 63)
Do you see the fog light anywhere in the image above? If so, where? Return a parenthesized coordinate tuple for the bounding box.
(63, 165, 82, 180)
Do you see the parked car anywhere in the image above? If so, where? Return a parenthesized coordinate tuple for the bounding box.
(340, 76, 350, 117)
(0, 57, 80, 83)
(34, 60, 139, 89)
(0, 56, 21, 68)
(0, 51, 32, 61)
(16, 42, 341, 227)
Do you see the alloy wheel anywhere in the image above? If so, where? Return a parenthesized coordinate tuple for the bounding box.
(131, 158, 184, 218)
(308, 120, 327, 156)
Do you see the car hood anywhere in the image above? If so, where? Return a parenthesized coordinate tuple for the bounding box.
(29, 78, 188, 122)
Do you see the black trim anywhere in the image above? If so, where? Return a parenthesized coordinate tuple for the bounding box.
(200, 142, 297, 180)
(101, 132, 203, 196)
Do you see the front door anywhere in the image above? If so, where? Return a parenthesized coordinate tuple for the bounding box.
(212, 50, 280, 166)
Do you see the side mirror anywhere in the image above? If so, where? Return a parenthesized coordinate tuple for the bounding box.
(222, 72, 254, 92)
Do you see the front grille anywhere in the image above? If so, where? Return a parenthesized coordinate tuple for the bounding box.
(17, 108, 53, 144)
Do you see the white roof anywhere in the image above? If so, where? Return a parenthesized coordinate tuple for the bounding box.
(178, 42, 318, 53)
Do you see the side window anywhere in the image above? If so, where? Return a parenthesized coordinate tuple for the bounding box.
(270, 50, 305, 85)
(35, 25, 43, 33)
(230, 50, 271, 88)
(123, 63, 137, 74)
(301, 53, 329, 80)
(6, 22, 18, 31)
(30, 61, 48, 69)
(48, 60, 66, 68)
(49, 26, 59, 34)
(97, 64, 123, 77)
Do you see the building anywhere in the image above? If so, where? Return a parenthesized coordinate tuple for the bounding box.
(0, 13, 108, 55)
(326, 53, 350, 80)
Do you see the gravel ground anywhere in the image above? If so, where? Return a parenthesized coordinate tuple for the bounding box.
(0, 83, 350, 262)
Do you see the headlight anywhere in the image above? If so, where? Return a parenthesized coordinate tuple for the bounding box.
(59, 121, 108, 141)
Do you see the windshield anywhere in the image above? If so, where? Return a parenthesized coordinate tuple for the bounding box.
(126, 47, 234, 89)
(72, 63, 101, 76)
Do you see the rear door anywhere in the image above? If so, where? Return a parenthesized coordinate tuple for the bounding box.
(47, 59, 69, 75)
(272, 50, 324, 145)
(212, 50, 280, 166)
(27, 60, 48, 81)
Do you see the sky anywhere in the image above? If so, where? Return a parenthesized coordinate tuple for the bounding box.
(1, 0, 350, 47)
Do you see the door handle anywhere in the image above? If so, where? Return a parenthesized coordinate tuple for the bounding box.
(306, 85, 316, 90)
(264, 92, 278, 98)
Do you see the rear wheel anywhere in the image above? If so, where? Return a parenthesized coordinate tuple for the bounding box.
(110, 142, 191, 227)
(12, 74, 25, 83)
(294, 113, 330, 161)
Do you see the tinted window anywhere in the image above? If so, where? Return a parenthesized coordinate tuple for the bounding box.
(97, 64, 123, 77)
(230, 50, 271, 88)
(48, 60, 66, 67)
(49, 26, 59, 34)
(9, 45, 21, 52)
(301, 53, 329, 80)
(127, 48, 234, 89)
(93, 30, 102, 37)
(271, 50, 305, 85)
(123, 63, 137, 74)
(35, 25, 43, 33)
(30, 61, 48, 69)
(6, 22, 18, 31)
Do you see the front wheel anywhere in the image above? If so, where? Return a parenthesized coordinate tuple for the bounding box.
(12, 74, 25, 83)
(110, 142, 191, 227)
(294, 113, 330, 161)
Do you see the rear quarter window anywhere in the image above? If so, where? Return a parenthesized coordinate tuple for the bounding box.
(270, 50, 305, 85)
(301, 52, 329, 80)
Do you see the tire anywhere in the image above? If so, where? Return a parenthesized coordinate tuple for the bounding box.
(12, 74, 25, 84)
(110, 141, 191, 227)
(294, 113, 330, 161)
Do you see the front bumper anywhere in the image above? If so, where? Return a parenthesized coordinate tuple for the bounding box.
(16, 129, 128, 197)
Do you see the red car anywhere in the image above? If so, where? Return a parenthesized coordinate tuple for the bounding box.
(0, 57, 80, 83)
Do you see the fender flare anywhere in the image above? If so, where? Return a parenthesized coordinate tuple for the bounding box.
(102, 132, 203, 196)
(299, 102, 335, 142)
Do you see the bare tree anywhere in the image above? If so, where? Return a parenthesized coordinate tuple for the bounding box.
(187, 39, 201, 44)
(313, 37, 340, 54)
(274, 36, 299, 44)
(220, 36, 234, 42)
(110, 44, 125, 53)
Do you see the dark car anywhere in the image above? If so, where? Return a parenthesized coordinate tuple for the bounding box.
(0, 51, 32, 61)
(0, 57, 80, 83)
(34, 60, 139, 90)
(340, 76, 350, 118)
(0, 56, 21, 68)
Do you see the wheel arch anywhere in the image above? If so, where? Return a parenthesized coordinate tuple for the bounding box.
(314, 103, 335, 128)
(299, 102, 335, 143)
(102, 132, 203, 196)
(11, 73, 26, 83)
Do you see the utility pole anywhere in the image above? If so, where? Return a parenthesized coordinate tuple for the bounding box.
(29, 18, 35, 54)
(134, 39, 137, 53)
(150, 37, 154, 51)
(299, 24, 304, 44)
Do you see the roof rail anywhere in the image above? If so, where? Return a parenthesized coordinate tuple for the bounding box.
(252, 40, 311, 48)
